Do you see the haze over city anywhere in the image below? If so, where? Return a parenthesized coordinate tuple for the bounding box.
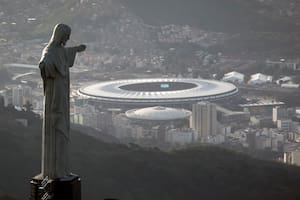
(1, 0, 300, 200)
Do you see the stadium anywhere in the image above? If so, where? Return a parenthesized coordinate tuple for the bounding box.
(78, 78, 238, 109)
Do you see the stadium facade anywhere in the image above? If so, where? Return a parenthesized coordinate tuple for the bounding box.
(78, 78, 238, 109)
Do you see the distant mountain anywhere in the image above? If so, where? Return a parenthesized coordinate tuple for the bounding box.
(1, 108, 300, 200)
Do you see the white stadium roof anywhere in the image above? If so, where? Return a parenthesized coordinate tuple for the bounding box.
(78, 78, 238, 105)
(126, 106, 192, 121)
(4, 63, 38, 69)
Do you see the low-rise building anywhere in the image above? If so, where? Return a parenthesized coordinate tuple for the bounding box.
(206, 134, 226, 144)
(229, 128, 284, 151)
(248, 73, 273, 85)
(276, 76, 292, 85)
(11, 84, 32, 107)
(281, 83, 299, 89)
(217, 105, 250, 125)
(222, 71, 244, 84)
(284, 151, 300, 166)
(165, 128, 195, 145)
(240, 101, 285, 116)
(256, 135, 272, 150)
(114, 106, 192, 144)
(277, 119, 293, 132)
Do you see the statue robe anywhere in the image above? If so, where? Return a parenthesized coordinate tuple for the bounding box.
(39, 44, 77, 178)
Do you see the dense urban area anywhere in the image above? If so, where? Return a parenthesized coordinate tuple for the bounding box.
(1, 0, 300, 200)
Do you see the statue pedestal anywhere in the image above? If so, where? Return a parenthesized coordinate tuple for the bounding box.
(29, 174, 81, 200)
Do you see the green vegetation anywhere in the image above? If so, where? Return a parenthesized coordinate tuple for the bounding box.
(1, 108, 300, 200)
(122, 0, 297, 33)
(30, 0, 78, 37)
(122, 0, 300, 58)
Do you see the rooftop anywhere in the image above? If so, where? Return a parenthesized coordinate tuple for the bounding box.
(239, 101, 285, 108)
(126, 106, 192, 121)
(78, 78, 238, 104)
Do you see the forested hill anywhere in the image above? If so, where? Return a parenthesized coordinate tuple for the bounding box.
(1, 108, 300, 200)
(121, 0, 299, 33)
(2, 0, 299, 35)
(2, 0, 300, 57)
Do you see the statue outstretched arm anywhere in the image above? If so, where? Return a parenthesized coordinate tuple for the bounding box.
(65, 44, 86, 67)
(76, 44, 86, 52)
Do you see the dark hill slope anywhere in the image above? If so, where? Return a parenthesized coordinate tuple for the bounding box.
(121, 0, 300, 58)
(121, 0, 298, 33)
(0, 110, 300, 200)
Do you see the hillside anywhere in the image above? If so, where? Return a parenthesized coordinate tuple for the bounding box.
(122, 0, 299, 33)
(1, 108, 300, 200)
(2, 0, 300, 57)
(121, 0, 300, 58)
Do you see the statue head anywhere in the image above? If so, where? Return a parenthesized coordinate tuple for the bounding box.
(49, 23, 71, 46)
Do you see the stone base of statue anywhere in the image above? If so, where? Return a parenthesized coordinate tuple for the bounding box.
(29, 174, 81, 200)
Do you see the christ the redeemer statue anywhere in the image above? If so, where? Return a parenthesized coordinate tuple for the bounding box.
(39, 23, 86, 178)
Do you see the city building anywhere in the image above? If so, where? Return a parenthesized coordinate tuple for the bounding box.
(250, 116, 273, 128)
(120, 106, 192, 142)
(255, 135, 272, 150)
(284, 151, 300, 166)
(222, 71, 245, 84)
(190, 102, 217, 140)
(272, 106, 288, 123)
(216, 105, 250, 125)
(240, 101, 285, 116)
(275, 76, 292, 85)
(287, 132, 300, 142)
(165, 128, 195, 145)
(12, 84, 32, 107)
(248, 73, 273, 85)
(206, 134, 226, 144)
(281, 83, 299, 89)
(126, 106, 191, 123)
(71, 100, 114, 132)
(12, 86, 23, 107)
(277, 119, 293, 132)
(266, 60, 299, 71)
(233, 128, 284, 151)
(291, 122, 300, 134)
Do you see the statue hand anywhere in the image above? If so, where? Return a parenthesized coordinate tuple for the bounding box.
(77, 44, 86, 52)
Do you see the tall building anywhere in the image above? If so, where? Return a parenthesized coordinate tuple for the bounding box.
(272, 106, 288, 123)
(12, 85, 23, 107)
(190, 102, 217, 140)
(12, 85, 32, 107)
